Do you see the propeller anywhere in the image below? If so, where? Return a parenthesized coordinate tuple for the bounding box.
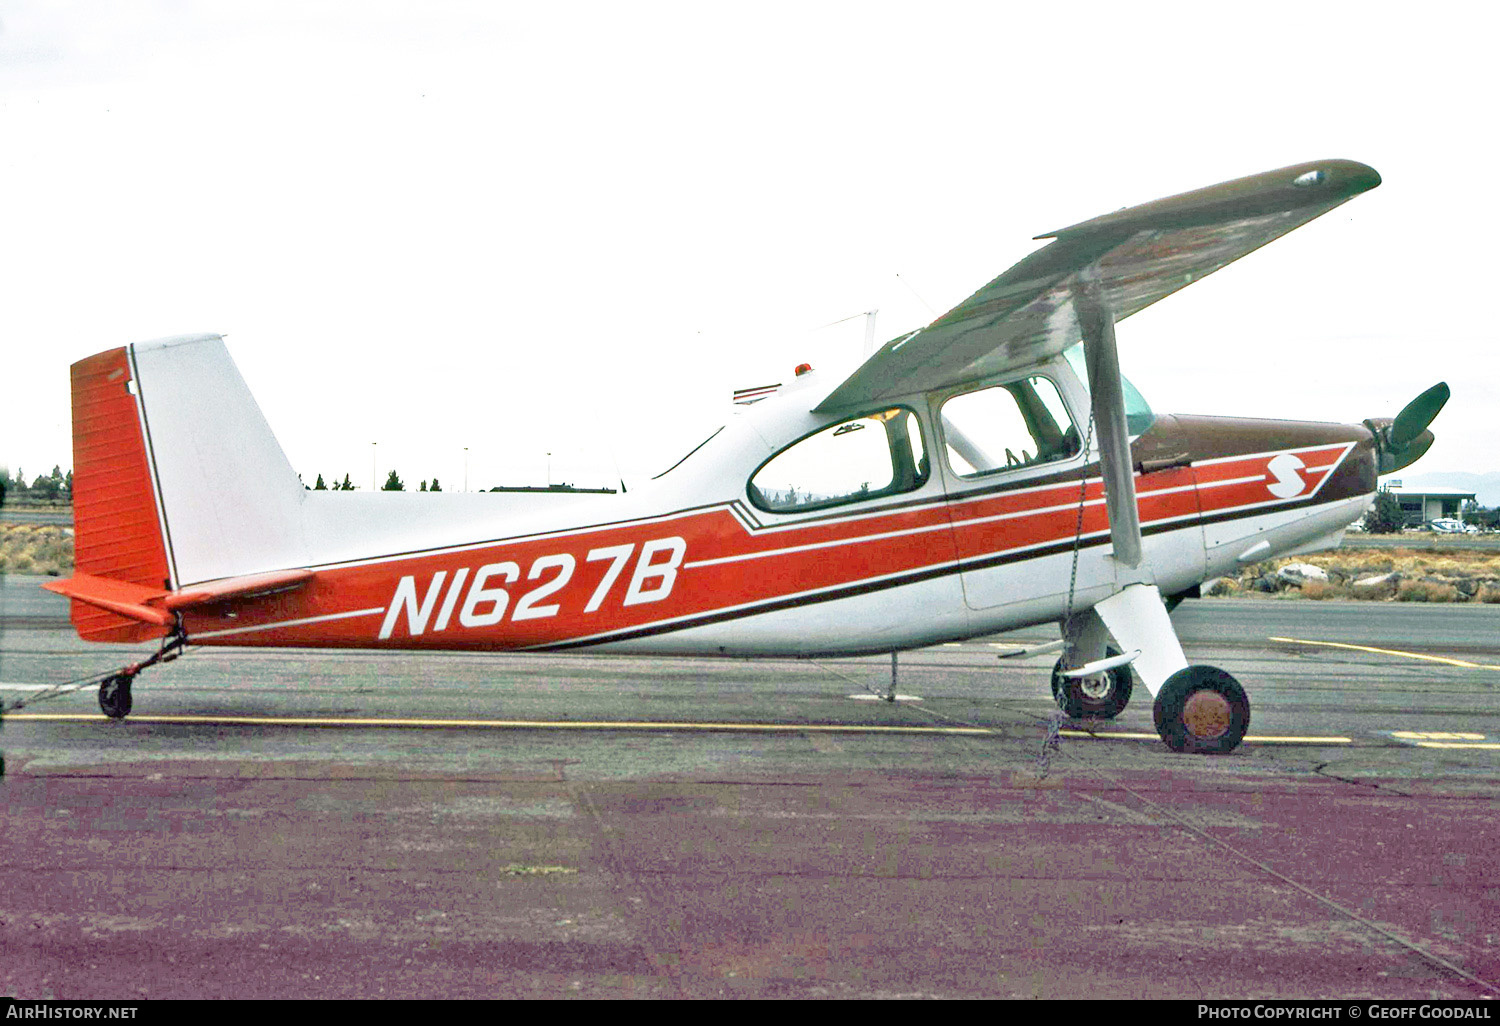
(1365, 382, 1449, 474)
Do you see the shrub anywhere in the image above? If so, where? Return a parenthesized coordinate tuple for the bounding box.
(1396, 580, 1460, 603)
(0, 524, 74, 575)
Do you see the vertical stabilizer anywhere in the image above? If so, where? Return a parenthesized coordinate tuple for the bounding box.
(63, 335, 308, 641)
(128, 335, 307, 585)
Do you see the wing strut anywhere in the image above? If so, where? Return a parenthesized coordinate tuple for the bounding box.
(1067, 264, 1188, 695)
(1074, 265, 1142, 572)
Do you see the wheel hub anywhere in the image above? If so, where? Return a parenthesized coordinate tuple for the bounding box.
(1182, 690, 1232, 740)
(1079, 673, 1112, 700)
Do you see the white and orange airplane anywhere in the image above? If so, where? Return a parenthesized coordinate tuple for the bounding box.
(45, 159, 1447, 753)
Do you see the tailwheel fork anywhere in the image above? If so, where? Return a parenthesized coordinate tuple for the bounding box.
(98, 623, 188, 721)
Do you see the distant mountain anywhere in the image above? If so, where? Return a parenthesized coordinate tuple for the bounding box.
(1391, 471, 1500, 508)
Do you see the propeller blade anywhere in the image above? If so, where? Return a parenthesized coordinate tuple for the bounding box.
(1386, 429, 1435, 474)
(1389, 382, 1449, 450)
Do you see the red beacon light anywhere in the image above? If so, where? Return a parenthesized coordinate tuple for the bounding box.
(794, 363, 813, 377)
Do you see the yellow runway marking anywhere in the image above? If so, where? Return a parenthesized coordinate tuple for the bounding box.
(3, 713, 1350, 744)
(1393, 731, 1485, 740)
(1270, 636, 1500, 670)
(0, 712, 994, 736)
(1059, 730, 1351, 744)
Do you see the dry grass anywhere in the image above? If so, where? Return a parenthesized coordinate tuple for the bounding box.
(1210, 545, 1500, 603)
(1396, 580, 1461, 603)
(0, 524, 74, 576)
(1303, 548, 1500, 578)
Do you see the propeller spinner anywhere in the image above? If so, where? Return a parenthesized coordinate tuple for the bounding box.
(1366, 381, 1449, 474)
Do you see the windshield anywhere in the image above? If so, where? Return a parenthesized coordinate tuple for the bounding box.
(1062, 343, 1155, 436)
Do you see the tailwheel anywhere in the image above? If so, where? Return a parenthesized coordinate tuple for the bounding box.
(1051, 647, 1132, 719)
(1152, 665, 1249, 754)
(98, 673, 134, 720)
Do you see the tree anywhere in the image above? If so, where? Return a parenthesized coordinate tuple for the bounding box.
(382, 470, 404, 492)
(1365, 490, 1402, 534)
(31, 467, 63, 500)
(1462, 500, 1500, 530)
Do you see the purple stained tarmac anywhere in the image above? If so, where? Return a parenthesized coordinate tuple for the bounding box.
(1, 755, 1495, 999)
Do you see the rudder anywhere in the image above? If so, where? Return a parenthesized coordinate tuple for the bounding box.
(68, 346, 175, 641)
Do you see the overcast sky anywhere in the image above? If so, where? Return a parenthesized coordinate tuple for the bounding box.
(2, 1, 1495, 492)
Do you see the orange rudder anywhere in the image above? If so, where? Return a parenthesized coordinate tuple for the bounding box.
(66, 347, 174, 642)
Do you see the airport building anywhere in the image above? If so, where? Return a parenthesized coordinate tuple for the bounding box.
(1381, 482, 1478, 523)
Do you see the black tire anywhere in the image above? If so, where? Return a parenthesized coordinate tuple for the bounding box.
(1152, 665, 1250, 754)
(1051, 647, 1133, 719)
(98, 674, 133, 720)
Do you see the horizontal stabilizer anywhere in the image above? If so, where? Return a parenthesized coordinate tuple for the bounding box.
(43, 574, 175, 627)
(162, 568, 315, 610)
(45, 568, 314, 628)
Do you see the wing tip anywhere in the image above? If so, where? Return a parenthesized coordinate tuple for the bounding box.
(1035, 158, 1381, 240)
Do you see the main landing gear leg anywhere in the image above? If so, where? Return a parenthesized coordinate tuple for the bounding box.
(1054, 609, 1133, 719)
(97, 624, 188, 721)
(1091, 584, 1250, 754)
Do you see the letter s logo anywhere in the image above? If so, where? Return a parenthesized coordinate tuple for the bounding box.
(1266, 453, 1307, 499)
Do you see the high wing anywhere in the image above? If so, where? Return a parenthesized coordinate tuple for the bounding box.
(814, 159, 1381, 413)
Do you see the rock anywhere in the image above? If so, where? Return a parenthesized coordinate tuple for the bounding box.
(1276, 563, 1329, 586)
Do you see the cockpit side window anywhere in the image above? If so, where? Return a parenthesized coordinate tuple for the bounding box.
(940, 375, 1080, 479)
(748, 407, 928, 513)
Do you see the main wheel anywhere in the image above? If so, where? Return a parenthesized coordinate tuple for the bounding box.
(1152, 665, 1249, 754)
(98, 674, 133, 720)
(1051, 647, 1133, 719)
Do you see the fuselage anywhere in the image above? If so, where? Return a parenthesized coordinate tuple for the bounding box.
(176, 353, 1378, 657)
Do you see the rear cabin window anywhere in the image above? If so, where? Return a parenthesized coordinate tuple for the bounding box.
(940, 376, 1080, 478)
(748, 408, 928, 513)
